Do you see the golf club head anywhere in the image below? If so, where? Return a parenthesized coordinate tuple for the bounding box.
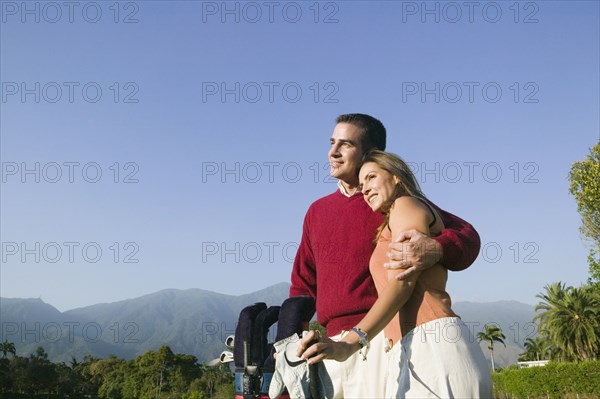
(220, 350, 234, 364)
(207, 357, 221, 367)
(225, 334, 235, 350)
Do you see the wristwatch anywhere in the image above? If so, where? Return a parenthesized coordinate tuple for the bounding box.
(351, 327, 370, 360)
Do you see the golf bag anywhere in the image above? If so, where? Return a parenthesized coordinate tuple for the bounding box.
(234, 296, 316, 399)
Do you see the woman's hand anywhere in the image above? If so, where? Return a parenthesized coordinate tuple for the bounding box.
(296, 330, 360, 365)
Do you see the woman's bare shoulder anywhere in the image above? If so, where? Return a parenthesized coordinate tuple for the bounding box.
(388, 196, 432, 234)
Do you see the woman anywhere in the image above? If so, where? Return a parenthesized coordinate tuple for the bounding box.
(299, 150, 492, 398)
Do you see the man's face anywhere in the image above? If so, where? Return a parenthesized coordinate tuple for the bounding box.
(328, 122, 365, 184)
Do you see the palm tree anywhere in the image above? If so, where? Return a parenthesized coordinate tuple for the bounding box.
(535, 282, 568, 319)
(477, 324, 506, 372)
(0, 341, 16, 358)
(518, 337, 549, 362)
(535, 283, 600, 361)
(534, 282, 570, 360)
(69, 356, 80, 369)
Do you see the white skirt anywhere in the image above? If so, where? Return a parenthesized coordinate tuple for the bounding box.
(386, 317, 493, 399)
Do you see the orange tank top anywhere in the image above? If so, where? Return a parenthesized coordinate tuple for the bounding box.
(369, 227, 457, 344)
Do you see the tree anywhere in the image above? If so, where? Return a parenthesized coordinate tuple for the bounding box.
(518, 337, 549, 362)
(569, 140, 600, 285)
(210, 379, 234, 399)
(198, 366, 219, 397)
(54, 362, 80, 397)
(6, 347, 58, 395)
(0, 341, 16, 359)
(0, 357, 11, 393)
(9, 355, 31, 394)
(28, 347, 57, 394)
(534, 282, 573, 361)
(0, 346, 232, 397)
(535, 283, 600, 361)
(93, 355, 126, 398)
(477, 324, 506, 372)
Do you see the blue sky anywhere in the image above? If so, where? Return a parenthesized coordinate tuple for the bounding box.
(1, 0, 599, 312)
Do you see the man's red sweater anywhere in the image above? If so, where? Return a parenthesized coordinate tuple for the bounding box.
(289, 189, 480, 336)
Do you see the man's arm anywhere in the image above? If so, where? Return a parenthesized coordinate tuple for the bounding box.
(432, 205, 481, 271)
(385, 203, 480, 279)
(289, 212, 318, 299)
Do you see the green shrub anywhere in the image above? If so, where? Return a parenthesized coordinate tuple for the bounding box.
(493, 360, 600, 398)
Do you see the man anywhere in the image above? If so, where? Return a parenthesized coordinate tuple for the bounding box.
(290, 113, 480, 398)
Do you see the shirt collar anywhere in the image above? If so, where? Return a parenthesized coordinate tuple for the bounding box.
(338, 180, 360, 197)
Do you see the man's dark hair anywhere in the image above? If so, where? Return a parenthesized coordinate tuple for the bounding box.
(336, 113, 386, 151)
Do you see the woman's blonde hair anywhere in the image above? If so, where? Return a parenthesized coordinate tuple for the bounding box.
(360, 150, 427, 240)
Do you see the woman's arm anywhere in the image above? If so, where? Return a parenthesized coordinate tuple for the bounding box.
(300, 196, 434, 364)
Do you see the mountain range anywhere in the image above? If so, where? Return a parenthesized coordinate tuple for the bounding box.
(0, 283, 537, 368)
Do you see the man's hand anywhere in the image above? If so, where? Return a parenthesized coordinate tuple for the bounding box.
(385, 229, 443, 280)
(296, 330, 358, 365)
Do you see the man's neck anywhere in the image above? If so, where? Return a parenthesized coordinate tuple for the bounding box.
(338, 180, 360, 197)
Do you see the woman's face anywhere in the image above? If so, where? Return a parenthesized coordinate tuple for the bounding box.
(359, 162, 399, 212)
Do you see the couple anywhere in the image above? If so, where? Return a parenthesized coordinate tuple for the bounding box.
(289, 114, 492, 398)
